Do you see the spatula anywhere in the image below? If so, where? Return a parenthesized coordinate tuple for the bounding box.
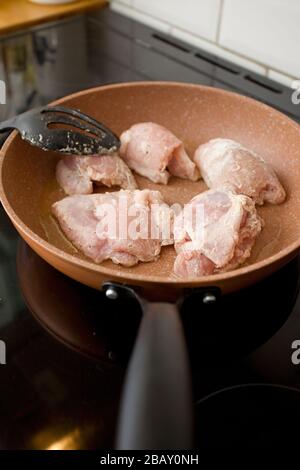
(0, 105, 120, 155)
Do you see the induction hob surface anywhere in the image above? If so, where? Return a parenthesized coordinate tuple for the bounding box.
(1, 7, 300, 450)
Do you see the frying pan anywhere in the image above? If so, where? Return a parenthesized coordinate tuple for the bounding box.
(1, 82, 300, 449)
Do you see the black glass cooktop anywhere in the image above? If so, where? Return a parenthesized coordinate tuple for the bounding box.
(1, 7, 300, 450)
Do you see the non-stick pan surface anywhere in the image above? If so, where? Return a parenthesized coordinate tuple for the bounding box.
(1, 82, 300, 294)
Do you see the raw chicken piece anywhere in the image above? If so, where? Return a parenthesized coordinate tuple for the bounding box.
(194, 138, 285, 205)
(173, 189, 263, 277)
(52, 189, 173, 267)
(56, 154, 137, 195)
(120, 122, 200, 184)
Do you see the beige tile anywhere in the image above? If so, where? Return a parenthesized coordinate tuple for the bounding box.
(132, 0, 222, 41)
(267, 69, 298, 88)
(171, 27, 266, 75)
(219, 0, 300, 77)
(111, 0, 132, 6)
(110, 1, 171, 33)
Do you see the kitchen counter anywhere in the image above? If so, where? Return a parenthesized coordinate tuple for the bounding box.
(0, 0, 107, 36)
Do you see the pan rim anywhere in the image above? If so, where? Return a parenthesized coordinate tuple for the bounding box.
(0, 80, 300, 287)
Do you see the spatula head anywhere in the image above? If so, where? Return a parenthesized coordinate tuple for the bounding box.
(3, 106, 121, 155)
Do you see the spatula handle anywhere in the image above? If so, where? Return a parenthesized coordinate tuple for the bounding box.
(0, 130, 12, 149)
(116, 301, 193, 450)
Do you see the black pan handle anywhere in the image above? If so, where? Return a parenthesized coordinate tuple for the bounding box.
(116, 301, 193, 450)
(0, 130, 12, 149)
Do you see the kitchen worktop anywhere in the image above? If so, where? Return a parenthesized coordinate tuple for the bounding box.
(0, 0, 107, 36)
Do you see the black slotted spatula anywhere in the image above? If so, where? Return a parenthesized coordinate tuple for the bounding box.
(0, 105, 120, 155)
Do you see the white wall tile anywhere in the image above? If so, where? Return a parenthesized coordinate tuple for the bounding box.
(267, 69, 297, 89)
(110, 1, 171, 33)
(220, 0, 300, 78)
(111, 0, 132, 6)
(171, 27, 266, 75)
(132, 0, 221, 41)
(110, 0, 300, 82)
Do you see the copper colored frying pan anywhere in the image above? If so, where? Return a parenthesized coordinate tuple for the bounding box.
(1, 82, 300, 449)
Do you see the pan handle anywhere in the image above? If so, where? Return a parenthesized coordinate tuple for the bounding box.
(116, 301, 193, 450)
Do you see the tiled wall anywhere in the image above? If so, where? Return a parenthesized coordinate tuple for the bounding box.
(110, 0, 299, 88)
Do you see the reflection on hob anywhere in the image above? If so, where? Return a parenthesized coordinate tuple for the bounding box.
(17, 240, 300, 367)
(14, 241, 300, 449)
(0, 333, 123, 450)
(182, 256, 300, 366)
(195, 384, 300, 448)
(0, 210, 124, 450)
(17, 241, 142, 364)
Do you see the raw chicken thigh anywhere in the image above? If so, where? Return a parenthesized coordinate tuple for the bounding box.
(120, 122, 200, 184)
(173, 189, 263, 277)
(194, 138, 285, 205)
(52, 189, 173, 267)
(56, 154, 137, 195)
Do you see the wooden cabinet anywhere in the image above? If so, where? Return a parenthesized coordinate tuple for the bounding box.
(0, 0, 107, 36)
